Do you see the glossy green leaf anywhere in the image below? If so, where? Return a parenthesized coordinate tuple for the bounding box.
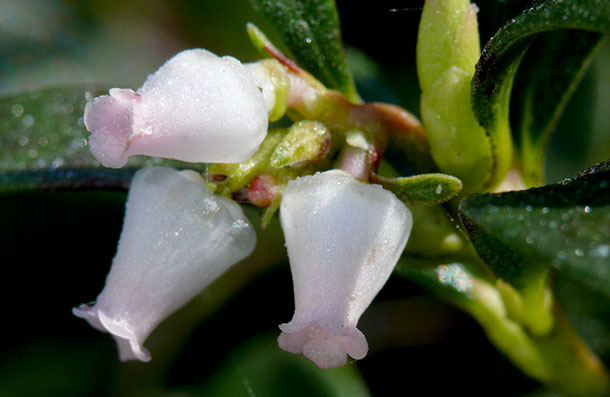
(372, 173, 462, 206)
(192, 335, 370, 397)
(460, 160, 610, 300)
(472, 0, 610, 186)
(514, 30, 603, 187)
(0, 87, 203, 192)
(249, 0, 359, 102)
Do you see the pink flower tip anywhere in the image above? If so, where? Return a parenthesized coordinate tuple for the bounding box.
(278, 323, 368, 369)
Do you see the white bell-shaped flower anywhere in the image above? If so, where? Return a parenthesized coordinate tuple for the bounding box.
(73, 167, 256, 361)
(278, 170, 412, 369)
(85, 49, 269, 168)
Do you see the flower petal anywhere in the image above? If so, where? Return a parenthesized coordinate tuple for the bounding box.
(278, 170, 412, 368)
(85, 49, 269, 168)
(73, 166, 256, 361)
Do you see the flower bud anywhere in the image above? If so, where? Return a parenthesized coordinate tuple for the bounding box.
(85, 49, 268, 168)
(278, 170, 412, 368)
(73, 167, 256, 361)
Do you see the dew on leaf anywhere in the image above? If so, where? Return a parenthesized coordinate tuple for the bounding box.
(22, 115, 35, 127)
(18, 136, 29, 146)
(51, 157, 65, 169)
(594, 245, 609, 258)
(574, 248, 584, 257)
(11, 104, 24, 117)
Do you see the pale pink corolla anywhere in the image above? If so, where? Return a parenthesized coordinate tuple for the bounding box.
(84, 49, 269, 168)
(73, 167, 256, 361)
(278, 170, 412, 368)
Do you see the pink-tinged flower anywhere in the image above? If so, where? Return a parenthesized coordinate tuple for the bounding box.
(278, 170, 412, 368)
(84, 49, 269, 168)
(73, 167, 256, 361)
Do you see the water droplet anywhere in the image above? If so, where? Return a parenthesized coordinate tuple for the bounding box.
(11, 104, 24, 117)
(549, 220, 558, 229)
(435, 184, 443, 195)
(574, 248, 584, 257)
(584, 206, 591, 214)
(22, 115, 35, 128)
(38, 137, 48, 146)
(18, 136, 29, 146)
(51, 157, 65, 169)
(526, 236, 534, 244)
(525, 205, 533, 212)
(542, 207, 550, 214)
(28, 149, 38, 158)
(594, 245, 609, 258)
(557, 250, 567, 260)
(305, 37, 312, 44)
(70, 138, 88, 149)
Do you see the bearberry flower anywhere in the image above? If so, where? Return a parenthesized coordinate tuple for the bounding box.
(73, 167, 256, 361)
(84, 49, 269, 168)
(278, 170, 412, 368)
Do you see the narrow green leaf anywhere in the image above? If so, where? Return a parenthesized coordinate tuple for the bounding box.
(472, 0, 610, 186)
(514, 30, 603, 187)
(372, 173, 462, 206)
(459, 160, 610, 300)
(249, 0, 359, 102)
(0, 87, 203, 192)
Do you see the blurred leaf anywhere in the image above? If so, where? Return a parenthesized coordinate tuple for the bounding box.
(249, 0, 358, 102)
(396, 256, 610, 395)
(372, 173, 462, 206)
(0, 87, 203, 192)
(514, 30, 602, 187)
(472, 0, 610, 186)
(459, 160, 610, 300)
(190, 335, 370, 397)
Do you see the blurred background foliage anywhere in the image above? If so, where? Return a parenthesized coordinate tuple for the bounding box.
(0, 0, 608, 395)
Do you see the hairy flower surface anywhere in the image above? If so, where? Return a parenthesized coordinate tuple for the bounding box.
(278, 170, 412, 368)
(85, 49, 268, 168)
(73, 167, 256, 361)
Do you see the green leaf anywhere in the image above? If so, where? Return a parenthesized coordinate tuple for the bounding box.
(459, 159, 610, 304)
(191, 335, 370, 397)
(249, 0, 359, 102)
(0, 87, 203, 192)
(472, 0, 610, 186)
(372, 173, 462, 206)
(514, 30, 603, 187)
